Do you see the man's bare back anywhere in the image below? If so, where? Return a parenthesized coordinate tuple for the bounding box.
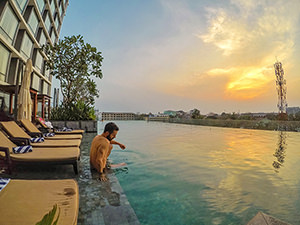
(90, 122, 126, 181)
(90, 135, 112, 174)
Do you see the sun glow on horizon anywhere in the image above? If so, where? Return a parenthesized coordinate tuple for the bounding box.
(154, 0, 300, 105)
(225, 67, 273, 100)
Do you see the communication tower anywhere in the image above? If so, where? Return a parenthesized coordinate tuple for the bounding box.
(274, 61, 287, 119)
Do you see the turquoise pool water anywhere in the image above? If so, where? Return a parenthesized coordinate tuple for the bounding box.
(105, 121, 300, 225)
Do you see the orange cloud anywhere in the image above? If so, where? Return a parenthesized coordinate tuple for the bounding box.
(152, 0, 299, 109)
(221, 67, 273, 100)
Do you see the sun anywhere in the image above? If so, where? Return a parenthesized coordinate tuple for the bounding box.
(225, 67, 273, 100)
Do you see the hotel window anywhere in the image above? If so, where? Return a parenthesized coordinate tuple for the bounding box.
(58, 1, 63, 17)
(50, 0, 56, 17)
(0, 5, 19, 44)
(42, 82, 48, 94)
(31, 73, 40, 91)
(27, 8, 39, 35)
(20, 32, 33, 58)
(0, 44, 10, 82)
(60, 2, 64, 17)
(44, 12, 51, 33)
(34, 50, 43, 72)
(37, 101, 42, 117)
(50, 28, 56, 44)
(38, 29, 47, 47)
(47, 84, 51, 95)
(36, 0, 45, 15)
(44, 68, 50, 79)
(54, 13, 59, 30)
(14, 0, 28, 13)
(0, 92, 10, 113)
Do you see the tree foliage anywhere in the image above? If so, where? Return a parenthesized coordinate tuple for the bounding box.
(50, 101, 96, 121)
(191, 108, 200, 119)
(43, 35, 103, 107)
(288, 112, 300, 121)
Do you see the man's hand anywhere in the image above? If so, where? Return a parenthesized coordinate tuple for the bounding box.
(118, 143, 126, 150)
(110, 140, 126, 150)
(99, 173, 108, 182)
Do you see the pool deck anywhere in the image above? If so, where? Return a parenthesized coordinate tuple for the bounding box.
(0, 133, 140, 225)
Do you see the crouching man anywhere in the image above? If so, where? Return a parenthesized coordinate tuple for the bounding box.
(90, 122, 126, 181)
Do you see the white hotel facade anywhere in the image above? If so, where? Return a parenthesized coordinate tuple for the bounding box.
(0, 0, 68, 119)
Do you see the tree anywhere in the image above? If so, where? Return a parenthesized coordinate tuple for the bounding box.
(43, 35, 103, 107)
(294, 112, 300, 121)
(191, 108, 200, 119)
(220, 112, 230, 120)
(266, 113, 277, 120)
(239, 114, 253, 120)
(230, 112, 238, 120)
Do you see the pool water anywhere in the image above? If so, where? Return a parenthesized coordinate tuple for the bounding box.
(105, 121, 300, 225)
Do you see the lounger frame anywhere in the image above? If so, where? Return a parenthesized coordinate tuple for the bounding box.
(0, 136, 79, 174)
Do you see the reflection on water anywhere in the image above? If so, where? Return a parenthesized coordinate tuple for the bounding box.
(113, 167, 129, 176)
(273, 131, 287, 172)
(110, 121, 300, 225)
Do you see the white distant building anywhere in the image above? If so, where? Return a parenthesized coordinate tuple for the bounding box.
(102, 112, 136, 120)
(286, 107, 300, 115)
(148, 113, 169, 121)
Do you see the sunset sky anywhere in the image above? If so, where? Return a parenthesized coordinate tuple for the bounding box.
(55, 0, 300, 114)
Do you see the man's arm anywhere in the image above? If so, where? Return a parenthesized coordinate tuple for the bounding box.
(97, 143, 109, 181)
(110, 140, 126, 150)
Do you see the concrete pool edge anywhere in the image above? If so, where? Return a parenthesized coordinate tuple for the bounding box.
(103, 171, 140, 225)
(76, 167, 141, 225)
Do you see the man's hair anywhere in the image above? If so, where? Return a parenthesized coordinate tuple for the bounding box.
(104, 122, 119, 134)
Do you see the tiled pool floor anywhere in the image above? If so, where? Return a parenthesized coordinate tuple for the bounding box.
(0, 133, 140, 225)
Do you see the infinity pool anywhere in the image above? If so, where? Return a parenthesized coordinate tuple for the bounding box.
(105, 121, 300, 224)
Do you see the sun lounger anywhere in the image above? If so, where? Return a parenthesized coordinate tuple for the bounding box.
(20, 119, 82, 140)
(36, 118, 85, 135)
(0, 121, 81, 147)
(0, 131, 80, 174)
(0, 179, 79, 225)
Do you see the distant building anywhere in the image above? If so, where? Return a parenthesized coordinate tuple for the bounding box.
(163, 109, 194, 119)
(240, 112, 277, 118)
(148, 113, 169, 121)
(176, 110, 185, 117)
(252, 112, 278, 118)
(286, 107, 300, 115)
(252, 113, 267, 117)
(149, 113, 169, 118)
(206, 112, 218, 119)
(102, 112, 136, 121)
(163, 110, 177, 117)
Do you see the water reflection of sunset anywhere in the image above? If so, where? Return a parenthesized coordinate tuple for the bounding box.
(202, 129, 299, 219)
(115, 122, 300, 224)
(209, 130, 276, 169)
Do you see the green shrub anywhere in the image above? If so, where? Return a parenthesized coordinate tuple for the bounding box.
(50, 101, 96, 121)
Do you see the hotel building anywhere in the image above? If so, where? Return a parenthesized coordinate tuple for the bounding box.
(0, 0, 68, 119)
(101, 112, 136, 121)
